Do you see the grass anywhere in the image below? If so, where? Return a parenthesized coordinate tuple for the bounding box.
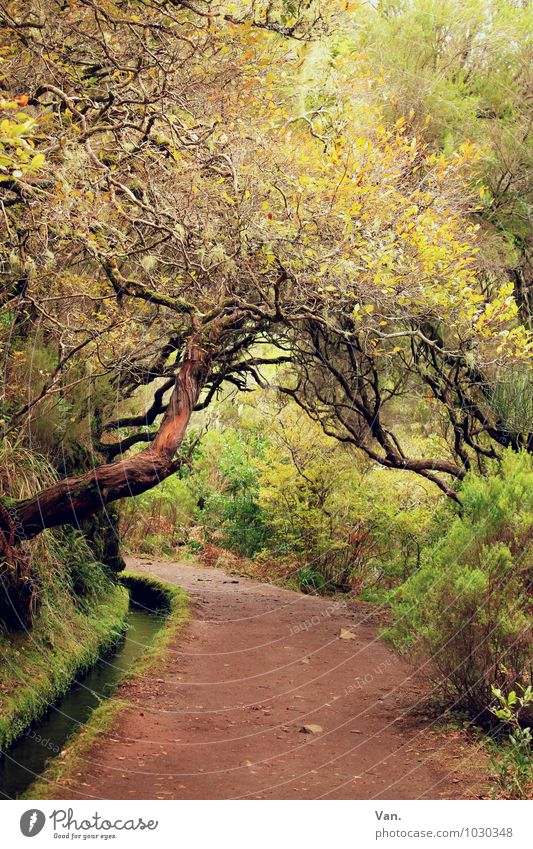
(0, 440, 132, 754)
(0, 581, 129, 753)
(22, 571, 190, 799)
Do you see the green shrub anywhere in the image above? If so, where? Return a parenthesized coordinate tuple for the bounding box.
(257, 405, 438, 594)
(193, 428, 270, 558)
(297, 565, 327, 594)
(388, 450, 532, 716)
(132, 532, 176, 557)
(489, 685, 533, 799)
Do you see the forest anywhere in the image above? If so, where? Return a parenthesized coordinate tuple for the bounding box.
(0, 0, 531, 802)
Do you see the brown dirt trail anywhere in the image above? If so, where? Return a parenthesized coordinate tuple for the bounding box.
(48, 557, 488, 800)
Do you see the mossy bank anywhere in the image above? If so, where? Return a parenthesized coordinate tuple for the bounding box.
(23, 571, 189, 799)
(0, 528, 131, 753)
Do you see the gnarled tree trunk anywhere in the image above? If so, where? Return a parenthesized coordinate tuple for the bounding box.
(2, 337, 210, 548)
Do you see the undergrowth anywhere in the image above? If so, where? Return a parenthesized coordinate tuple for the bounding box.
(0, 437, 129, 751)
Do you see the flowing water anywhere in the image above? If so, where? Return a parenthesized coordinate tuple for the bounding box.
(0, 605, 165, 799)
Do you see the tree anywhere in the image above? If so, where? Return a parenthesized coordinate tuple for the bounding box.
(351, 0, 533, 327)
(0, 0, 529, 555)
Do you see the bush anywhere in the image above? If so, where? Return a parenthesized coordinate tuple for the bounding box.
(388, 450, 532, 716)
(192, 428, 270, 558)
(297, 566, 327, 594)
(489, 685, 533, 799)
(257, 405, 437, 594)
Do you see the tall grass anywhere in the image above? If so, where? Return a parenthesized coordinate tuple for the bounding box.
(0, 436, 129, 750)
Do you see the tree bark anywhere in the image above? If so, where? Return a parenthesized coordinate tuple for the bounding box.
(3, 337, 210, 546)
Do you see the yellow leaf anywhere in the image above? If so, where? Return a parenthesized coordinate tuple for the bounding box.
(30, 153, 45, 170)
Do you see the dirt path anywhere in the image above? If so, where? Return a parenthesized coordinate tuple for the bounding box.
(50, 557, 488, 800)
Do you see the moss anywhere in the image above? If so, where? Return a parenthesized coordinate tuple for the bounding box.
(23, 572, 189, 799)
(121, 571, 179, 614)
(0, 582, 129, 753)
